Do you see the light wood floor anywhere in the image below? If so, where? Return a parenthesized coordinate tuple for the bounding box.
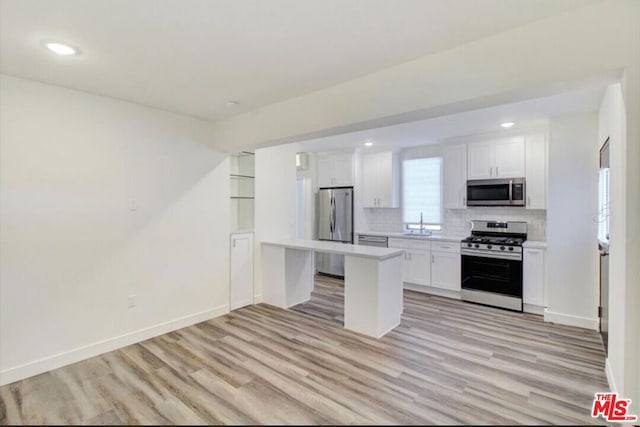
(1, 276, 609, 425)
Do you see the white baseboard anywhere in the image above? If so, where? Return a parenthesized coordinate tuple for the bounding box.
(404, 284, 461, 300)
(523, 303, 545, 315)
(605, 357, 617, 393)
(0, 304, 229, 386)
(253, 293, 263, 303)
(543, 308, 599, 330)
(285, 296, 310, 308)
(376, 320, 401, 339)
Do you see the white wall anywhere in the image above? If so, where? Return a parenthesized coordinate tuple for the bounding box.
(598, 83, 626, 394)
(620, 62, 640, 418)
(254, 143, 298, 301)
(0, 75, 230, 385)
(211, 1, 637, 151)
(545, 113, 599, 329)
(296, 152, 317, 240)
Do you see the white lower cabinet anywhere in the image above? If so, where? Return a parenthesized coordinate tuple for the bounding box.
(523, 247, 545, 308)
(389, 238, 430, 287)
(408, 250, 430, 286)
(431, 251, 461, 292)
(389, 238, 461, 293)
(230, 232, 254, 310)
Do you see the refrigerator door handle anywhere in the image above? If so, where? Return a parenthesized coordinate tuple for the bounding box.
(330, 196, 336, 233)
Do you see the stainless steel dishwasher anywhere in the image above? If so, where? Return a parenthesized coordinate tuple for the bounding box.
(357, 234, 388, 248)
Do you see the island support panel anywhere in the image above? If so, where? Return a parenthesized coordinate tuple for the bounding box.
(262, 245, 313, 308)
(344, 254, 403, 338)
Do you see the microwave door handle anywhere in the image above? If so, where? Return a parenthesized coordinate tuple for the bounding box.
(509, 180, 513, 204)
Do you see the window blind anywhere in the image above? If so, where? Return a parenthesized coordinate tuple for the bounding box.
(402, 157, 442, 225)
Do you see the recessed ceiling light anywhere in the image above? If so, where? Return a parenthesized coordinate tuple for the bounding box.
(225, 100, 239, 108)
(43, 41, 79, 56)
(364, 141, 373, 147)
(501, 122, 515, 128)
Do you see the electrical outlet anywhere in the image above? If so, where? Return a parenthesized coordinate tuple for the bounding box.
(128, 294, 137, 308)
(129, 199, 137, 211)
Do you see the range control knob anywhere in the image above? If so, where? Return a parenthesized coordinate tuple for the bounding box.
(508, 246, 514, 251)
(474, 244, 480, 248)
(467, 243, 472, 248)
(487, 245, 492, 249)
(500, 246, 506, 250)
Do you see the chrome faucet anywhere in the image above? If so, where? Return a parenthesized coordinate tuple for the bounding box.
(420, 212, 424, 234)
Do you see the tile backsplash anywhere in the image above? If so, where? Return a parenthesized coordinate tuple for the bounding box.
(362, 207, 546, 241)
(363, 208, 405, 232)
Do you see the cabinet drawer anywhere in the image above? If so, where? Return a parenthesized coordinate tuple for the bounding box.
(431, 241, 460, 253)
(388, 238, 430, 251)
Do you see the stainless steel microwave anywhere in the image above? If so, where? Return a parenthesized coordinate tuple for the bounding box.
(466, 178, 526, 206)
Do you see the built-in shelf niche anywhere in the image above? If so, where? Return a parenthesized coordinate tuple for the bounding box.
(230, 151, 255, 231)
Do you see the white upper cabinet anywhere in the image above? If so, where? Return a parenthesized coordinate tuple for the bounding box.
(525, 134, 547, 209)
(316, 155, 334, 187)
(361, 153, 379, 208)
(493, 138, 525, 178)
(316, 152, 353, 188)
(467, 142, 493, 180)
(467, 137, 525, 180)
(362, 151, 400, 208)
(443, 144, 467, 209)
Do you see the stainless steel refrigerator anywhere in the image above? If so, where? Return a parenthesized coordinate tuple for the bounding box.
(317, 187, 354, 277)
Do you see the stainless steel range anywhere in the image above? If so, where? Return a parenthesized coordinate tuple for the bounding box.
(460, 220, 527, 311)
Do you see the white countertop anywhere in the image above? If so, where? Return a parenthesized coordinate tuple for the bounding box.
(523, 240, 547, 249)
(356, 230, 466, 242)
(262, 239, 404, 260)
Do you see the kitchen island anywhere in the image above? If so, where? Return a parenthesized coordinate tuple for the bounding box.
(261, 239, 404, 338)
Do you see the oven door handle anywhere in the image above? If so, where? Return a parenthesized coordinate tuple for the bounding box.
(461, 249, 522, 261)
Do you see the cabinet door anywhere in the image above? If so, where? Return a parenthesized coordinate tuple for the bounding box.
(407, 250, 430, 286)
(388, 240, 410, 282)
(230, 233, 254, 310)
(332, 153, 354, 187)
(377, 152, 400, 208)
(467, 142, 493, 180)
(316, 155, 335, 188)
(443, 144, 467, 209)
(431, 251, 461, 291)
(494, 138, 525, 178)
(523, 248, 545, 306)
(361, 153, 379, 207)
(377, 152, 392, 207)
(525, 134, 547, 209)
(402, 252, 411, 283)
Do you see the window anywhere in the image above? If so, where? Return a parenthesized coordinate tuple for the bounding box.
(402, 157, 442, 231)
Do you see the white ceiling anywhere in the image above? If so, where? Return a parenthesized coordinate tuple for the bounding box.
(297, 84, 606, 152)
(1, 0, 596, 120)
